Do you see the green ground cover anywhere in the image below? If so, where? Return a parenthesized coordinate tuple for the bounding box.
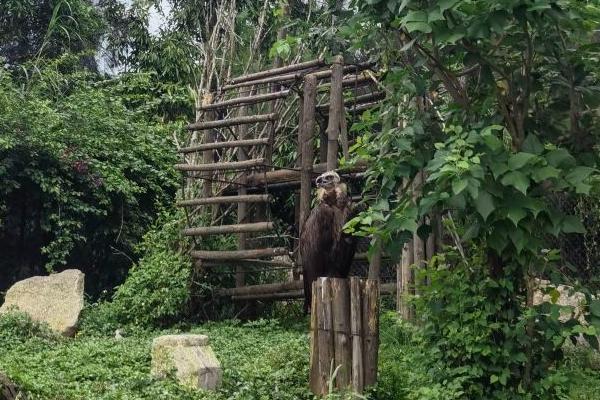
(0, 311, 597, 400)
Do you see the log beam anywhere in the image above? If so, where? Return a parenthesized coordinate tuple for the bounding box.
(197, 90, 290, 111)
(178, 138, 269, 153)
(183, 222, 274, 236)
(187, 113, 277, 131)
(175, 159, 264, 172)
(191, 247, 287, 260)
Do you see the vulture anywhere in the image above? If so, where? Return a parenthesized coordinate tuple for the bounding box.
(299, 171, 358, 314)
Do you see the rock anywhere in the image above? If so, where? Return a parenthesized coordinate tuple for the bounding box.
(533, 279, 586, 323)
(0, 372, 27, 400)
(151, 334, 222, 391)
(0, 269, 84, 337)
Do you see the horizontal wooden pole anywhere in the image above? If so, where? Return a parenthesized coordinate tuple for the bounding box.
(318, 74, 373, 90)
(317, 91, 385, 111)
(192, 247, 287, 260)
(202, 258, 294, 268)
(218, 280, 304, 296)
(245, 161, 367, 186)
(223, 72, 306, 91)
(197, 90, 290, 111)
(187, 113, 277, 131)
(178, 138, 269, 153)
(228, 58, 325, 85)
(175, 158, 264, 172)
(347, 101, 379, 114)
(232, 290, 304, 301)
(183, 222, 274, 236)
(176, 194, 271, 207)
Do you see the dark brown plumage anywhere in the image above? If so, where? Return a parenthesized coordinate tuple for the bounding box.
(299, 172, 357, 314)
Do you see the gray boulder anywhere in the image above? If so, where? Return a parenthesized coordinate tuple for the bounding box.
(151, 334, 222, 390)
(0, 269, 84, 337)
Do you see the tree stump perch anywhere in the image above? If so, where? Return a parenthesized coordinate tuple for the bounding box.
(309, 277, 379, 396)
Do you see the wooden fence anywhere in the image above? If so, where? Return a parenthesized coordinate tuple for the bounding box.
(309, 277, 379, 395)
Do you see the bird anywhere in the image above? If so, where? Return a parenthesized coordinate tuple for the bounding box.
(299, 171, 358, 314)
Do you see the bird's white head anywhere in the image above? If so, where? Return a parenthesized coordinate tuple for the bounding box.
(315, 171, 341, 189)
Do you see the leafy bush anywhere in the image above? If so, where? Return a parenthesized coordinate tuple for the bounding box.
(80, 208, 192, 333)
(0, 311, 59, 343)
(0, 58, 179, 294)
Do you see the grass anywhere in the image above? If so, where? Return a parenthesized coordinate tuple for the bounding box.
(0, 311, 598, 399)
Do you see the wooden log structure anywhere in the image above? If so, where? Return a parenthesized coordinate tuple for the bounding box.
(191, 247, 288, 260)
(218, 279, 303, 296)
(178, 138, 269, 153)
(175, 158, 264, 172)
(176, 194, 271, 207)
(299, 74, 318, 229)
(187, 113, 277, 131)
(232, 290, 303, 301)
(183, 221, 274, 236)
(326, 55, 344, 171)
(197, 90, 290, 111)
(227, 58, 325, 85)
(317, 91, 385, 112)
(310, 277, 379, 395)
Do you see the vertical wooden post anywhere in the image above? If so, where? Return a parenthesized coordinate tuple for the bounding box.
(236, 106, 249, 288)
(326, 55, 344, 171)
(368, 239, 382, 280)
(309, 279, 320, 393)
(362, 279, 379, 387)
(331, 278, 351, 390)
(299, 74, 317, 231)
(350, 277, 364, 393)
(412, 171, 425, 297)
(398, 240, 414, 320)
(199, 92, 214, 203)
(316, 277, 334, 394)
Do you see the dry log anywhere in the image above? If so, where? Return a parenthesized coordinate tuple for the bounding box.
(232, 290, 303, 301)
(331, 278, 351, 390)
(399, 240, 415, 321)
(177, 194, 271, 207)
(186, 113, 277, 131)
(368, 240, 382, 280)
(223, 72, 304, 91)
(217, 279, 303, 296)
(191, 247, 287, 260)
(309, 277, 320, 394)
(245, 161, 367, 186)
(183, 221, 274, 236)
(178, 138, 269, 153)
(350, 277, 364, 393)
(227, 58, 325, 85)
(175, 158, 264, 172)
(197, 90, 290, 111)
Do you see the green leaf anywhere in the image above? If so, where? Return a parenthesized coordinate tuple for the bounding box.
(475, 191, 495, 220)
(562, 216, 585, 234)
(507, 207, 527, 227)
(509, 228, 526, 253)
(405, 21, 432, 33)
(452, 178, 468, 195)
(501, 171, 530, 194)
(508, 153, 536, 170)
(490, 374, 499, 384)
(590, 300, 600, 317)
(545, 149, 576, 168)
(439, 0, 460, 11)
(522, 134, 544, 155)
(565, 166, 595, 185)
(532, 166, 560, 182)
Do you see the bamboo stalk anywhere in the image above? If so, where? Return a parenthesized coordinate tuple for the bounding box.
(316, 278, 334, 395)
(178, 138, 269, 153)
(197, 90, 290, 111)
(175, 159, 264, 172)
(183, 222, 274, 236)
(187, 113, 277, 131)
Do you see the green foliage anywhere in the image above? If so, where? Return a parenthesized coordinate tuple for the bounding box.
(80, 208, 192, 332)
(0, 58, 179, 291)
(0, 311, 60, 343)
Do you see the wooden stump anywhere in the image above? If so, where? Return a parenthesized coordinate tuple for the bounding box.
(310, 277, 379, 396)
